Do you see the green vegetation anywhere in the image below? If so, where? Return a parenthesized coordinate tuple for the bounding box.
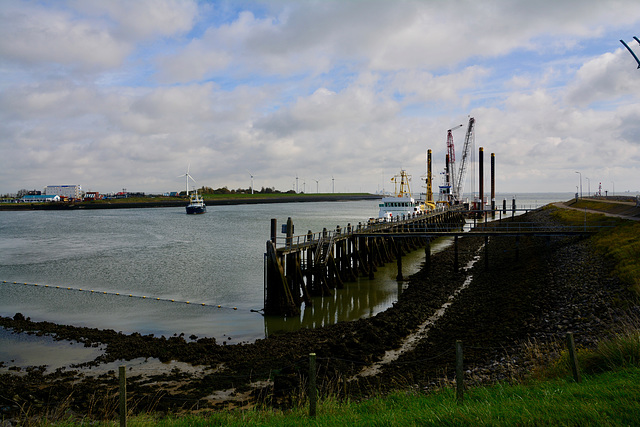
(43, 371, 640, 426)
(568, 198, 639, 216)
(128, 369, 640, 426)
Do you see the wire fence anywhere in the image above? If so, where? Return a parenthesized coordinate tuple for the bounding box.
(1, 332, 583, 426)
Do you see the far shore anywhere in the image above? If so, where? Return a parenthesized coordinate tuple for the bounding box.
(0, 193, 382, 211)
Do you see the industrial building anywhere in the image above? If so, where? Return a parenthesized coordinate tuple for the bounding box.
(44, 185, 82, 199)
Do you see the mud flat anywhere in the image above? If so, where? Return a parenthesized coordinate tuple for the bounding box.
(1, 206, 638, 419)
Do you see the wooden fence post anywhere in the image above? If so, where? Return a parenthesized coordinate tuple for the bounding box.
(456, 340, 464, 404)
(566, 333, 582, 383)
(119, 365, 127, 427)
(309, 353, 317, 417)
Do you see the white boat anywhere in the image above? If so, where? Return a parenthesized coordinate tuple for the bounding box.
(186, 191, 206, 215)
(378, 170, 425, 220)
(180, 166, 207, 214)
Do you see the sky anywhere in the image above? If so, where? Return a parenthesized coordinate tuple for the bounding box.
(1, 0, 640, 197)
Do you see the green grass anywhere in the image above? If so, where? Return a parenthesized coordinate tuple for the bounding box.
(568, 198, 640, 216)
(45, 368, 640, 426)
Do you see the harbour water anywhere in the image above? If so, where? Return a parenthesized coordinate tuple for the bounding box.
(0, 193, 573, 349)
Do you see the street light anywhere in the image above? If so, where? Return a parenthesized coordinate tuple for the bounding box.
(575, 171, 582, 198)
(586, 177, 590, 197)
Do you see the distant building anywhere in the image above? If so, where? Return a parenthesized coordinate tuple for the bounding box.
(44, 185, 82, 199)
(21, 194, 61, 203)
(83, 192, 102, 201)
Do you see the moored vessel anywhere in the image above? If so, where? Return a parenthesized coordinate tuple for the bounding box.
(378, 170, 425, 220)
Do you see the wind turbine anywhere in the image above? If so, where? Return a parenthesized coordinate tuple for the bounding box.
(178, 165, 196, 196)
(314, 179, 319, 193)
(247, 170, 254, 194)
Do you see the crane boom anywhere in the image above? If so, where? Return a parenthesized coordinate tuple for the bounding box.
(453, 117, 475, 201)
(446, 124, 463, 201)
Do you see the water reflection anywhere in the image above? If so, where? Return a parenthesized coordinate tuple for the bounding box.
(264, 237, 453, 336)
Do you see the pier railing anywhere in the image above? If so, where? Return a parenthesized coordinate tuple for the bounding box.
(274, 205, 466, 251)
(265, 206, 468, 316)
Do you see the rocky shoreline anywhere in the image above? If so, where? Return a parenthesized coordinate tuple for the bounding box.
(1, 206, 638, 420)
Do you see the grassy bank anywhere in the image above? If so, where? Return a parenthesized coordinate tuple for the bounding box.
(46, 367, 640, 426)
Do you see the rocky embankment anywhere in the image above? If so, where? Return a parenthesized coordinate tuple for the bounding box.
(1, 206, 638, 420)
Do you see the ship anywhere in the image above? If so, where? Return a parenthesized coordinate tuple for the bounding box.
(186, 190, 206, 215)
(378, 170, 425, 220)
(180, 166, 207, 214)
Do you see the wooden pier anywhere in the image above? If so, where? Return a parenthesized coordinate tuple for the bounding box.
(264, 207, 467, 316)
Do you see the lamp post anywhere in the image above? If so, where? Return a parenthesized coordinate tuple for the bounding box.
(575, 171, 582, 198)
(586, 177, 590, 197)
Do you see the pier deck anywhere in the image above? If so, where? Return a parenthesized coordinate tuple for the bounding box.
(264, 207, 467, 316)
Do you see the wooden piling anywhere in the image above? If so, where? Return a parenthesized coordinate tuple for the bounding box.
(264, 207, 469, 315)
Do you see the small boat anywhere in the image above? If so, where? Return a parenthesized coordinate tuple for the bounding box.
(186, 191, 206, 215)
(378, 170, 425, 220)
(179, 166, 206, 214)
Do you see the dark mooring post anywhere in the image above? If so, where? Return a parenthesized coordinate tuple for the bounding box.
(456, 340, 464, 404)
(491, 152, 496, 219)
(286, 217, 294, 247)
(368, 238, 375, 279)
(119, 365, 127, 427)
(271, 218, 277, 244)
(566, 333, 582, 383)
(396, 240, 403, 281)
(479, 147, 484, 212)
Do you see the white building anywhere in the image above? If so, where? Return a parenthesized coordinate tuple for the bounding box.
(44, 185, 82, 199)
(21, 194, 61, 203)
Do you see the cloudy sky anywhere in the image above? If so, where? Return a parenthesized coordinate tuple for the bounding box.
(1, 0, 639, 197)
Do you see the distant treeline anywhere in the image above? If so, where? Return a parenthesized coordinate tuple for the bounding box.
(193, 186, 296, 196)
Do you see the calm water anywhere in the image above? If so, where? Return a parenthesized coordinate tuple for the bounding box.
(0, 193, 573, 347)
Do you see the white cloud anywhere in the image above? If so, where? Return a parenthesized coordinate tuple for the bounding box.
(2, 0, 640, 195)
(71, 0, 197, 39)
(565, 49, 640, 106)
(0, 1, 129, 70)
